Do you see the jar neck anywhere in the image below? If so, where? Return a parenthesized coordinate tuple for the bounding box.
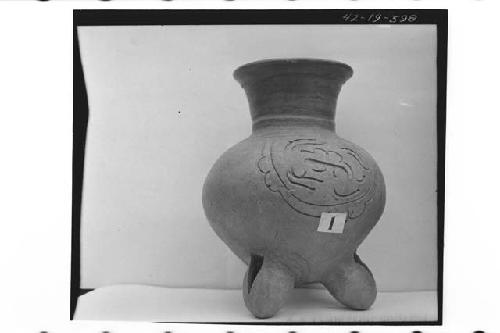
(234, 59, 353, 131)
(243, 73, 342, 125)
(234, 59, 353, 134)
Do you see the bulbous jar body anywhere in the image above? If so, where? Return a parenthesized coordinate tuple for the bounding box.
(202, 59, 386, 318)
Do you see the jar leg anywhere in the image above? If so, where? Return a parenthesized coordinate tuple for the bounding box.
(242, 255, 295, 319)
(322, 253, 377, 310)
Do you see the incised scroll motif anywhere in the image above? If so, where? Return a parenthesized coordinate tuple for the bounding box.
(257, 138, 377, 219)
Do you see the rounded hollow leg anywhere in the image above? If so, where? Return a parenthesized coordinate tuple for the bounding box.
(242, 255, 295, 319)
(322, 254, 377, 310)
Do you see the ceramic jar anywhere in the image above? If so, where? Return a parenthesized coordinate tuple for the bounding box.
(202, 59, 386, 319)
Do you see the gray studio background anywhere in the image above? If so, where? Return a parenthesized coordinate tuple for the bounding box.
(78, 25, 437, 291)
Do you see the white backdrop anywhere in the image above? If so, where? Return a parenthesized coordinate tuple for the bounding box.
(79, 24, 437, 291)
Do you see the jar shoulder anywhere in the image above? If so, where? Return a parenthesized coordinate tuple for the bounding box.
(206, 128, 385, 198)
(229, 129, 383, 175)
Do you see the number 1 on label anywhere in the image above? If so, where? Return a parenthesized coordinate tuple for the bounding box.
(317, 212, 347, 234)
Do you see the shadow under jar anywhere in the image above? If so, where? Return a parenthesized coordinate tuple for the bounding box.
(202, 59, 386, 319)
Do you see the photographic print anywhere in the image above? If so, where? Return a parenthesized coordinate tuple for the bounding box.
(72, 9, 446, 324)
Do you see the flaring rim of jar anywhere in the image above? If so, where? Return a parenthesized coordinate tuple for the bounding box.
(234, 58, 353, 87)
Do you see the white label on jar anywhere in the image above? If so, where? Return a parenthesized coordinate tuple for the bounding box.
(317, 212, 347, 234)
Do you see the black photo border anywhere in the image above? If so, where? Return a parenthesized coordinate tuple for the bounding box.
(72, 9, 447, 326)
